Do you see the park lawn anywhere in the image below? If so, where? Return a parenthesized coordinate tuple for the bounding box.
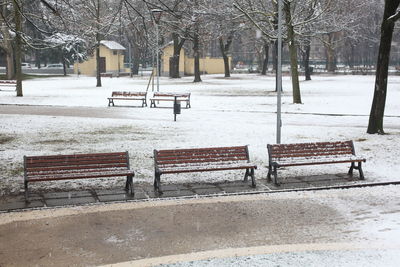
(0, 74, 399, 195)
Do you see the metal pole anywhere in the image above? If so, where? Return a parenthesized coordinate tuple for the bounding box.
(156, 23, 160, 92)
(129, 42, 133, 77)
(276, 0, 282, 144)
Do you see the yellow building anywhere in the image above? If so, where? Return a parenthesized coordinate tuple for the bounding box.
(74, 40, 126, 76)
(161, 43, 231, 76)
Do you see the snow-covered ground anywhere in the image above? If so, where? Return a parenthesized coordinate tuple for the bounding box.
(0, 74, 399, 195)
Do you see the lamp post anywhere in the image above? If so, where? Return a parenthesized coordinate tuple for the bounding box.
(276, 0, 283, 144)
(151, 9, 163, 92)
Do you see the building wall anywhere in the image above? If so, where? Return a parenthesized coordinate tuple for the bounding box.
(184, 56, 231, 75)
(161, 44, 231, 76)
(162, 45, 185, 76)
(73, 45, 125, 76)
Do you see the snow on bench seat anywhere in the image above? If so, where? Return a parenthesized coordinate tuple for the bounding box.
(267, 141, 366, 185)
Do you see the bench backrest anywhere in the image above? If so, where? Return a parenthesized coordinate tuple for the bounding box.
(154, 146, 250, 168)
(112, 91, 146, 97)
(0, 80, 16, 84)
(24, 152, 130, 180)
(153, 92, 190, 99)
(267, 141, 355, 162)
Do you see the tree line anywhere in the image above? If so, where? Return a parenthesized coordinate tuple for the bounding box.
(0, 0, 398, 134)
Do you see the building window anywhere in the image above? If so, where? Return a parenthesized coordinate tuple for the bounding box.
(113, 51, 118, 55)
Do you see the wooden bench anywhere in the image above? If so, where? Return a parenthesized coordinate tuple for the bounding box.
(267, 140, 366, 185)
(0, 80, 16, 90)
(150, 92, 191, 108)
(101, 72, 113, 78)
(153, 145, 257, 193)
(108, 91, 147, 107)
(23, 151, 135, 198)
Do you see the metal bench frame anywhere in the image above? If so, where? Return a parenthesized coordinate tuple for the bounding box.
(267, 140, 366, 185)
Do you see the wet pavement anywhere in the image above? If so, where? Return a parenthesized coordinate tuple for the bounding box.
(0, 174, 363, 212)
(0, 184, 399, 267)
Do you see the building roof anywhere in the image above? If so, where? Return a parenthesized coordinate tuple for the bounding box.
(100, 40, 126, 50)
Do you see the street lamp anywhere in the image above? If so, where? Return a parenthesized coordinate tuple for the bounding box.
(276, 0, 283, 144)
(151, 9, 163, 92)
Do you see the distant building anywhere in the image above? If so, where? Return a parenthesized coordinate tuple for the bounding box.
(161, 43, 231, 76)
(74, 40, 127, 76)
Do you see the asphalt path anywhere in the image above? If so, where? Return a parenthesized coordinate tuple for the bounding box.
(0, 186, 399, 266)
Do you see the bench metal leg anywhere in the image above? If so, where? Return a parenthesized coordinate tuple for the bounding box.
(250, 168, 256, 187)
(348, 162, 364, 180)
(186, 101, 191, 108)
(143, 99, 147, 107)
(244, 168, 256, 188)
(244, 168, 249, 182)
(272, 166, 279, 186)
(24, 180, 29, 200)
(125, 175, 134, 196)
(154, 172, 162, 194)
(267, 164, 272, 182)
(348, 162, 355, 176)
(108, 99, 114, 107)
(357, 162, 365, 180)
(150, 100, 156, 108)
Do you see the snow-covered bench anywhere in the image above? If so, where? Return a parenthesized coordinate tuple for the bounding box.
(153, 145, 257, 194)
(108, 91, 147, 107)
(267, 140, 366, 185)
(0, 80, 16, 90)
(23, 152, 135, 199)
(150, 92, 191, 108)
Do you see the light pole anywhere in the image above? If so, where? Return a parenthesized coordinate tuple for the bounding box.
(151, 9, 163, 92)
(276, 0, 283, 144)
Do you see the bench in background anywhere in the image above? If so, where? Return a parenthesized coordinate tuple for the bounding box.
(150, 92, 191, 108)
(154, 145, 257, 193)
(267, 140, 366, 185)
(108, 91, 147, 107)
(0, 80, 16, 90)
(23, 151, 135, 198)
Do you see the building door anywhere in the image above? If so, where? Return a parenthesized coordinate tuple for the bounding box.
(99, 57, 106, 73)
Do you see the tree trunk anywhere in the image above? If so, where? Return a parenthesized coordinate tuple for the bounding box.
(131, 41, 140, 75)
(96, 39, 102, 87)
(193, 24, 201, 83)
(170, 32, 185, 78)
(95, 0, 102, 87)
(367, 0, 400, 134)
(61, 53, 67, 76)
(6, 52, 15, 79)
(304, 44, 311, 81)
(325, 33, 337, 72)
(261, 43, 269, 75)
(14, 0, 22, 96)
(218, 36, 233, 78)
(284, 1, 301, 104)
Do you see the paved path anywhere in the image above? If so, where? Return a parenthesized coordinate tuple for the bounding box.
(1, 186, 399, 266)
(0, 104, 133, 119)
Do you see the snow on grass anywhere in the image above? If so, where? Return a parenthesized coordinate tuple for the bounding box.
(0, 74, 399, 195)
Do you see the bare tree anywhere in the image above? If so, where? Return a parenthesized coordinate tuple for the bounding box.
(367, 0, 400, 134)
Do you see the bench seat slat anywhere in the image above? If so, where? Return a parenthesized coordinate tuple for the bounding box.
(26, 163, 128, 173)
(27, 166, 129, 175)
(272, 155, 366, 167)
(156, 156, 248, 165)
(28, 170, 134, 182)
(158, 162, 257, 174)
